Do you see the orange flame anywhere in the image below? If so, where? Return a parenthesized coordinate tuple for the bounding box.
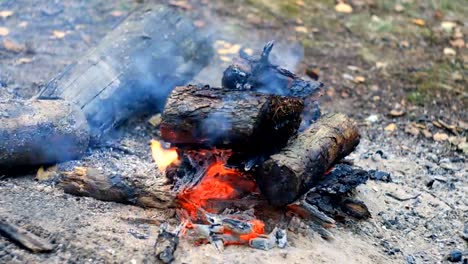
(178, 160, 265, 245)
(150, 140, 179, 171)
(178, 161, 257, 218)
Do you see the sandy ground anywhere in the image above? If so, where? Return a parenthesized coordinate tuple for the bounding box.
(1, 0, 466, 263)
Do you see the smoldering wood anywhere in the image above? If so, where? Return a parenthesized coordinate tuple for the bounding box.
(0, 218, 54, 253)
(57, 166, 175, 209)
(288, 164, 371, 226)
(255, 113, 361, 206)
(38, 5, 213, 141)
(160, 85, 304, 153)
(0, 99, 89, 168)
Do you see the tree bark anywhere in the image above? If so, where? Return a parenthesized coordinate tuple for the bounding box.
(0, 99, 89, 168)
(160, 85, 304, 153)
(38, 4, 213, 141)
(255, 113, 360, 206)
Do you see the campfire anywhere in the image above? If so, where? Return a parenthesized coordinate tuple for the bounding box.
(146, 42, 371, 261)
(0, 6, 371, 262)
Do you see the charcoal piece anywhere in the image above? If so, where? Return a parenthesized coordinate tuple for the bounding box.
(256, 113, 360, 206)
(369, 170, 392, 182)
(160, 85, 304, 153)
(308, 164, 370, 195)
(155, 225, 179, 264)
(222, 41, 323, 98)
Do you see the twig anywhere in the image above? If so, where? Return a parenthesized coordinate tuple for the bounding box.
(0, 218, 54, 253)
(385, 192, 421, 202)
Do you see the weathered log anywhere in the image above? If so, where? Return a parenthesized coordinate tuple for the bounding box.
(38, 5, 213, 141)
(57, 166, 174, 209)
(160, 85, 304, 153)
(0, 218, 54, 253)
(0, 99, 89, 168)
(255, 113, 360, 206)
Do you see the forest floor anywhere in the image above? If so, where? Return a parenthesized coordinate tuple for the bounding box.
(0, 0, 466, 263)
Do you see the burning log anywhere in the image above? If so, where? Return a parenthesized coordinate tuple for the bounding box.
(160, 85, 304, 153)
(58, 166, 174, 209)
(38, 5, 213, 140)
(255, 113, 360, 206)
(0, 99, 89, 168)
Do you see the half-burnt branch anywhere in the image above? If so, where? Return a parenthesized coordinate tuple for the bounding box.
(58, 166, 174, 209)
(255, 113, 360, 206)
(160, 85, 304, 153)
(0, 99, 89, 168)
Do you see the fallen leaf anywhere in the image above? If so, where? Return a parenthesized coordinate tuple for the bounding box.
(458, 142, 468, 154)
(296, 0, 305, 7)
(0, 10, 14, 18)
(294, 26, 308, 33)
(433, 132, 448, 141)
(450, 38, 465, 48)
(0, 27, 10, 36)
(411, 19, 426, 27)
(18, 21, 28, 28)
(52, 30, 66, 39)
(169, 0, 192, 10)
(432, 120, 443, 128)
(335, 2, 353, 13)
(405, 123, 420, 136)
(354, 76, 366, 83)
(217, 44, 241, 55)
(394, 4, 404, 12)
(148, 114, 162, 127)
(110, 10, 123, 17)
(453, 27, 463, 39)
(389, 109, 405, 117)
(36, 165, 58, 181)
(219, 56, 231, 62)
(2, 38, 26, 53)
(384, 123, 397, 132)
(399, 40, 410, 48)
(193, 19, 205, 28)
(443, 47, 456, 56)
(16, 57, 33, 64)
(440, 21, 456, 32)
(457, 120, 468, 130)
(421, 129, 432, 138)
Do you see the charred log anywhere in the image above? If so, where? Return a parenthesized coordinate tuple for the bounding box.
(0, 218, 54, 253)
(256, 113, 360, 206)
(38, 5, 213, 141)
(222, 41, 323, 98)
(57, 166, 174, 209)
(0, 99, 89, 168)
(160, 85, 304, 153)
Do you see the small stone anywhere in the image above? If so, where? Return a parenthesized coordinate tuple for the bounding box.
(441, 21, 457, 32)
(148, 114, 162, 127)
(421, 129, 432, 138)
(447, 250, 462, 262)
(389, 109, 405, 117)
(366, 114, 379, 123)
(394, 4, 405, 12)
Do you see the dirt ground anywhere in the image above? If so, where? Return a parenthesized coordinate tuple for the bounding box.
(0, 0, 466, 263)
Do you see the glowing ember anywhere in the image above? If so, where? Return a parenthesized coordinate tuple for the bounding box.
(150, 140, 179, 171)
(177, 160, 265, 245)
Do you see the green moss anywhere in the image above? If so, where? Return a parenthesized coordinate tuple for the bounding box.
(407, 91, 425, 105)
